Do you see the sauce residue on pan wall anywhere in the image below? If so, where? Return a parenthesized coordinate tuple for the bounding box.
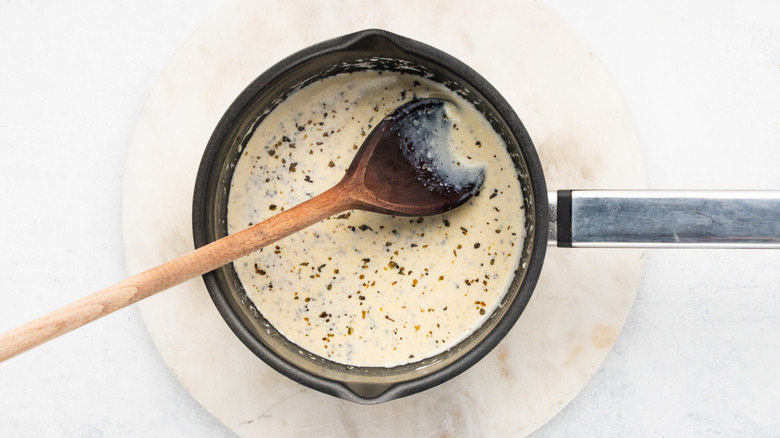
(227, 70, 525, 367)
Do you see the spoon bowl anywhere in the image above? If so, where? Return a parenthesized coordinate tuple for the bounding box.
(345, 98, 485, 216)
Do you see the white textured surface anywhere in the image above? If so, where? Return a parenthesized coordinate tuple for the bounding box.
(0, 1, 230, 436)
(0, 1, 777, 437)
(538, 2, 780, 436)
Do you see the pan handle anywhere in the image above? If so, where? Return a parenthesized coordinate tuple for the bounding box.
(548, 190, 780, 248)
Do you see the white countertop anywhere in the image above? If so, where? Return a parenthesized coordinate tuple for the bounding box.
(1, 1, 778, 436)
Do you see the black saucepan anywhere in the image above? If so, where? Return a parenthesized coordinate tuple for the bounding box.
(192, 29, 780, 404)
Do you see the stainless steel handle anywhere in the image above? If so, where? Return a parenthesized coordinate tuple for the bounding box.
(549, 190, 780, 248)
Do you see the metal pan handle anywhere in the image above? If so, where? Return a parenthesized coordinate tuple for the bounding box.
(548, 190, 780, 248)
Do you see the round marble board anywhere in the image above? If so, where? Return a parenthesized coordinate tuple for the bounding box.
(121, 0, 646, 436)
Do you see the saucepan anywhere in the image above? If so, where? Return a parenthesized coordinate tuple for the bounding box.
(192, 29, 780, 404)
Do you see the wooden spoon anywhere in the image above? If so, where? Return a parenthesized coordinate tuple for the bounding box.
(0, 98, 485, 362)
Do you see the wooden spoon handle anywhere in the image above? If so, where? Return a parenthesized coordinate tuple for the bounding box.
(0, 185, 352, 363)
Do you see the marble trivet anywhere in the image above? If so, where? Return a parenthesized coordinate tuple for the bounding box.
(121, 0, 646, 436)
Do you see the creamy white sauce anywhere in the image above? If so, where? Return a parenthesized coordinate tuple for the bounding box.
(227, 70, 525, 367)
